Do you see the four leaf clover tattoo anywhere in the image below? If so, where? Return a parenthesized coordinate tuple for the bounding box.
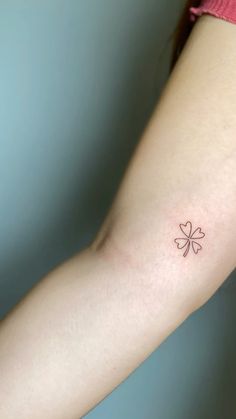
(174, 221, 205, 257)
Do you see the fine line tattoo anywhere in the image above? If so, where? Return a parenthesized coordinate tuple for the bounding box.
(174, 221, 205, 257)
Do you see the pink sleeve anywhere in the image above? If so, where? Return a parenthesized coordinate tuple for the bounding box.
(190, 0, 236, 24)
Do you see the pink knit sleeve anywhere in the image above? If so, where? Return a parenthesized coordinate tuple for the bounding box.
(190, 0, 236, 24)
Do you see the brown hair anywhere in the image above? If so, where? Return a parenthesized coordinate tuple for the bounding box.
(170, 0, 201, 70)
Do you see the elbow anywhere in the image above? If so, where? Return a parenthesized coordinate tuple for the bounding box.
(90, 221, 200, 321)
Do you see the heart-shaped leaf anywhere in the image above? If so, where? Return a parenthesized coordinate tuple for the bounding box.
(180, 221, 192, 238)
(174, 238, 189, 249)
(192, 241, 202, 254)
(191, 227, 205, 239)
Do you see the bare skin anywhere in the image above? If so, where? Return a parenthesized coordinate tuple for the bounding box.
(0, 15, 236, 419)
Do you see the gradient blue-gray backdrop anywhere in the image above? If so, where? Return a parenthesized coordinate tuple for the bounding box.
(0, 1, 235, 418)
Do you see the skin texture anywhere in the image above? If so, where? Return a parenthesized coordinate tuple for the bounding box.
(0, 15, 236, 419)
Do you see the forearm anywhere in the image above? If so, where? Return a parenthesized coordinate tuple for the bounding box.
(0, 14, 236, 419)
(0, 247, 188, 419)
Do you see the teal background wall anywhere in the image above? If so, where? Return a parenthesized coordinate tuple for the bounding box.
(0, 1, 235, 418)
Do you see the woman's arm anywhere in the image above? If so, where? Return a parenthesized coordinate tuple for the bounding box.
(0, 15, 236, 419)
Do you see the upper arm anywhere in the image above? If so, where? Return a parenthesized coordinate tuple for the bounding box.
(92, 15, 236, 312)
